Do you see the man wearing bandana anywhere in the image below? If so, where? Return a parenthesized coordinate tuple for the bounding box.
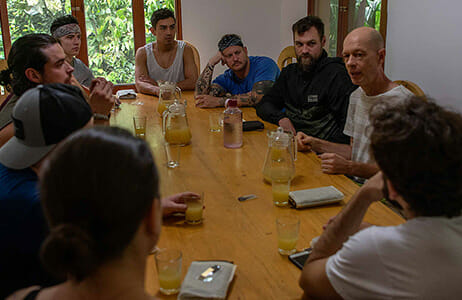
(50, 15, 94, 88)
(256, 16, 356, 144)
(195, 34, 280, 107)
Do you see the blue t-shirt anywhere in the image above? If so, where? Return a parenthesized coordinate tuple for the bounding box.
(213, 56, 280, 95)
(0, 163, 54, 298)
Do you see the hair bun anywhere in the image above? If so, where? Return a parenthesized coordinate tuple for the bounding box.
(40, 224, 97, 281)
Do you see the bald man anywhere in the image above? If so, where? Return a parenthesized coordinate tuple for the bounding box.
(296, 27, 413, 181)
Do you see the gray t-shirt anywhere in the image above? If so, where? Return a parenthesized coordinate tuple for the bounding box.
(0, 94, 19, 130)
(344, 85, 413, 164)
(72, 57, 94, 88)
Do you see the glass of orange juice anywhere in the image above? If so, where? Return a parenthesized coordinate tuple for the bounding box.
(155, 249, 182, 295)
(272, 179, 290, 206)
(276, 216, 300, 255)
(133, 116, 147, 140)
(185, 193, 204, 224)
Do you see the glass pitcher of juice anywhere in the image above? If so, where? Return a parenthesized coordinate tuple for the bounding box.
(262, 127, 296, 183)
(157, 81, 182, 116)
(163, 99, 192, 146)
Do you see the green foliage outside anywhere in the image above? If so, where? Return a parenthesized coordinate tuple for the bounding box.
(0, 26, 4, 60)
(328, 0, 381, 57)
(6, 0, 174, 84)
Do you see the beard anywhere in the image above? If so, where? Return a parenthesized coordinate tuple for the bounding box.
(297, 54, 317, 73)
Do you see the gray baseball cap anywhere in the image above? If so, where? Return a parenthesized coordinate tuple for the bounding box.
(0, 84, 93, 170)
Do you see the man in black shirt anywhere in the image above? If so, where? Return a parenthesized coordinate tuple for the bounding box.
(256, 16, 356, 144)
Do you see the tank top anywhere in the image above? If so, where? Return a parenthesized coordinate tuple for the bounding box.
(145, 41, 185, 83)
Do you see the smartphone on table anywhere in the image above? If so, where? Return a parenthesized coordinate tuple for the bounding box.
(288, 248, 312, 270)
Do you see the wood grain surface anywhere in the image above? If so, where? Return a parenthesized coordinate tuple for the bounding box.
(110, 92, 403, 299)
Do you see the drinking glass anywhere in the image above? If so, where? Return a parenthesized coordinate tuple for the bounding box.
(185, 192, 204, 224)
(155, 249, 182, 295)
(276, 216, 300, 255)
(133, 116, 147, 139)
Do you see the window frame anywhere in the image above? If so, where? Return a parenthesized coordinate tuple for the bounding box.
(0, 0, 183, 88)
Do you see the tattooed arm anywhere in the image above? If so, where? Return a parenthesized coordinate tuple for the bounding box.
(195, 51, 223, 96)
(196, 80, 274, 108)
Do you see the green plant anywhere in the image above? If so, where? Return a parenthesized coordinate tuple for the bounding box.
(6, 0, 174, 84)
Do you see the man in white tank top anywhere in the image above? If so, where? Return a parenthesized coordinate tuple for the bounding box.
(135, 8, 198, 96)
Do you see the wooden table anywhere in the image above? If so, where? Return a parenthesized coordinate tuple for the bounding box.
(110, 92, 403, 299)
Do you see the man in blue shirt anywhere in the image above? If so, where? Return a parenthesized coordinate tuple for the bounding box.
(195, 34, 280, 107)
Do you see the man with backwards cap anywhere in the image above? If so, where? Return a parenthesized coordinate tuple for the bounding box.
(195, 34, 280, 108)
(50, 15, 94, 88)
(0, 84, 200, 298)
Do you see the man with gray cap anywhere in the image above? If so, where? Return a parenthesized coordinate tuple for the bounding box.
(50, 15, 94, 88)
(195, 34, 280, 107)
(0, 84, 94, 298)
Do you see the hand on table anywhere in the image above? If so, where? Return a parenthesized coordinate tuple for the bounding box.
(195, 95, 224, 108)
(278, 117, 296, 135)
(161, 192, 201, 216)
(318, 153, 351, 174)
(296, 132, 316, 152)
(89, 77, 114, 116)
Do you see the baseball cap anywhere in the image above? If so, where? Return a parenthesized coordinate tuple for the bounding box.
(0, 83, 93, 170)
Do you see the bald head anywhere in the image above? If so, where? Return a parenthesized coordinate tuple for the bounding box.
(344, 27, 384, 51)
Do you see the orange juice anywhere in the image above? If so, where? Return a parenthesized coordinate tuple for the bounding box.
(278, 236, 298, 254)
(158, 268, 181, 293)
(272, 186, 289, 206)
(157, 100, 174, 116)
(134, 128, 146, 139)
(165, 127, 192, 145)
(185, 200, 202, 224)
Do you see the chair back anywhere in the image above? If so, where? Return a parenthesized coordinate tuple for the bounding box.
(183, 41, 201, 75)
(0, 59, 9, 105)
(393, 80, 426, 101)
(277, 46, 296, 70)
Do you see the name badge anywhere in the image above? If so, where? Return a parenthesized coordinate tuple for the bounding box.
(307, 95, 319, 103)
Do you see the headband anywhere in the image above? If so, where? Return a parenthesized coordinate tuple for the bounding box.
(218, 35, 244, 52)
(52, 23, 81, 39)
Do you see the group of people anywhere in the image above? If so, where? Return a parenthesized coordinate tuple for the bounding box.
(0, 8, 461, 300)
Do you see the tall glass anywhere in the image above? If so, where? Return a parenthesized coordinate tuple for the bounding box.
(276, 216, 300, 255)
(155, 249, 182, 295)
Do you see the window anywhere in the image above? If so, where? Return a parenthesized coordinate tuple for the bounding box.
(327, 0, 386, 57)
(1, 0, 179, 85)
(7, 0, 71, 44)
(0, 26, 4, 59)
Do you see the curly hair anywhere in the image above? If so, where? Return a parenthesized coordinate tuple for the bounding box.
(150, 8, 175, 29)
(369, 96, 462, 218)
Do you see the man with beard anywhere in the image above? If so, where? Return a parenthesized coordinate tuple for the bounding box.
(256, 16, 356, 144)
(195, 34, 280, 107)
(296, 27, 413, 180)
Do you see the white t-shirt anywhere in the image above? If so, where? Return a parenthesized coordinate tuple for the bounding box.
(326, 216, 462, 299)
(344, 85, 414, 164)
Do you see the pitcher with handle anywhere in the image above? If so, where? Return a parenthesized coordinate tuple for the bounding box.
(163, 99, 192, 146)
(157, 81, 182, 116)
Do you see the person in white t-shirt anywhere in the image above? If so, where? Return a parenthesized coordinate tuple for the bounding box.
(296, 27, 413, 181)
(299, 97, 462, 300)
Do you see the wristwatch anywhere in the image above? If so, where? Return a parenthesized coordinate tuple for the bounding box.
(93, 113, 111, 121)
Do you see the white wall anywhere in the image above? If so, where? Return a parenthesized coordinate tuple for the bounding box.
(386, 0, 462, 112)
(181, 0, 306, 77)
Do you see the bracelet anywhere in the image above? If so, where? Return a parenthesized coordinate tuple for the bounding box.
(93, 113, 110, 121)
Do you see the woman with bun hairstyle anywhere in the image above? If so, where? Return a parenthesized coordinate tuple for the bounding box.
(9, 126, 162, 300)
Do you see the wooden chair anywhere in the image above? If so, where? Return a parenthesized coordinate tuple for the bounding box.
(0, 59, 9, 105)
(394, 80, 427, 101)
(184, 41, 201, 75)
(277, 46, 296, 70)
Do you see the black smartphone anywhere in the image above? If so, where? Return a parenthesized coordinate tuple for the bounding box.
(288, 248, 312, 270)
